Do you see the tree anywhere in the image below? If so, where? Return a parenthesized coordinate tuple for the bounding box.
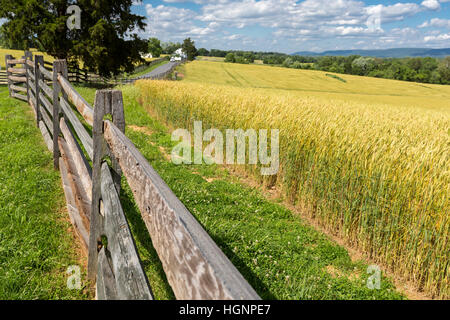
(437, 56, 450, 84)
(225, 53, 235, 63)
(148, 37, 162, 58)
(182, 38, 198, 61)
(162, 41, 181, 54)
(197, 48, 210, 56)
(0, 0, 147, 77)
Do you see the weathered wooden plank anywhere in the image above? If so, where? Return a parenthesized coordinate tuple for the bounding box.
(41, 106, 53, 133)
(29, 79, 36, 94)
(11, 91, 28, 102)
(27, 69, 35, 82)
(8, 67, 26, 75)
(39, 121, 53, 152)
(88, 91, 108, 280)
(26, 59, 34, 68)
(59, 137, 91, 234)
(34, 55, 44, 125)
(39, 92, 53, 115)
(4, 55, 12, 97)
(52, 60, 66, 170)
(59, 157, 89, 251)
(60, 117, 92, 200)
(29, 97, 37, 121)
(10, 84, 27, 93)
(100, 162, 153, 300)
(6, 59, 25, 65)
(29, 90, 36, 107)
(39, 65, 52, 80)
(58, 74, 94, 126)
(103, 121, 261, 300)
(60, 97, 93, 160)
(96, 248, 119, 300)
(39, 79, 53, 99)
(9, 75, 27, 83)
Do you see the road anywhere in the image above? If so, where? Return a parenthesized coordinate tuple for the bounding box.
(134, 61, 178, 80)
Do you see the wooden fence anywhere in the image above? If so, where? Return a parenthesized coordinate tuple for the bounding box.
(4, 51, 260, 300)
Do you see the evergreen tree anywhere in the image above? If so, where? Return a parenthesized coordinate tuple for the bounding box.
(0, 0, 147, 77)
(182, 38, 198, 61)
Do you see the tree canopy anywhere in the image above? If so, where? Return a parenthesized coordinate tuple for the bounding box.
(0, 0, 147, 77)
(148, 37, 162, 58)
(181, 38, 198, 61)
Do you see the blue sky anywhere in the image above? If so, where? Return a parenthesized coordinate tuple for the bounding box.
(133, 0, 449, 53)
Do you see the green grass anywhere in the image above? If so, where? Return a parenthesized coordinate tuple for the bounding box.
(0, 86, 91, 300)
(78, 84, 405, 300)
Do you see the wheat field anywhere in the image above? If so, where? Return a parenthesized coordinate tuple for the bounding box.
(136, 61, 449, 298)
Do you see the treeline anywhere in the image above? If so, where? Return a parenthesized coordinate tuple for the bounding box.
(199, 48, 450, 85)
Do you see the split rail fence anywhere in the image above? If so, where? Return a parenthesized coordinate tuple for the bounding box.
(4, 51, 260, 300)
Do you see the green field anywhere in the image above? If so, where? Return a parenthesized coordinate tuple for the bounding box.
(136, 60, 449, 299)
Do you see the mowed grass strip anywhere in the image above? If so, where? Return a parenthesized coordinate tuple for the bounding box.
(79, 85, 404, 300)
(134, 62, 449, 299)
(0, 86, 90, 300)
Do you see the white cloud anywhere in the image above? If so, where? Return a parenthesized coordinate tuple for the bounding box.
(142, 0, 450, 52)
(419, 18, 450, 28)
(424, 33, 450, 41)
(421, 0, 441, 10)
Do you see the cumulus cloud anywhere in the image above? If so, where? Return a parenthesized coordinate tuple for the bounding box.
(142, 0, 450, 51)
(419, 18, 450, 28)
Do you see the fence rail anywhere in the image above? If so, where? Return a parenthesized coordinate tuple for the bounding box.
(4, 50, 260, 301)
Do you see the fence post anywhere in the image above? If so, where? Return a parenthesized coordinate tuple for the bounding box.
(52, 60, 67, 169)
(88, 90, 109, 280)
(24, 51, 32, 103)
(5, 55, 12, 97)
(110, 91, 125, 193)
(88, 90, 125, 281)
(35, 55, 44, 126)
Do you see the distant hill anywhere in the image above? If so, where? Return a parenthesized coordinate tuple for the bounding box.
(291, 48, 450, 58)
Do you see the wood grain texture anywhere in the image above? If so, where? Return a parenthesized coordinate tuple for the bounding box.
(39, 79, 53, 100)
(103, 121, 260, 300)
(88, 91, 108, 280)
(9, 75, 27, 83)
(97, 248, 118, 300)
(59, 157, 89, 251)
(12, 91, 28, 102)
(26, 69, 35, 82)
(41, 106, 53, 133)
(5, 55, 12, 97)
(58, 74, 94, 126)
(8, 68, 26, 74)
(60, 117, 92, 201)
(39, 92, 53, 115)
(52, 60, 65, 170)
(60, 96, 94, 160)
(34, 56, 44, 125)
(100, 162, 153, 300)
(59, 137, 91, 243)
(10, 84, 27, 93)
(39, 65, 52, 80)
(39, 120, 53, 152)
(6, 59, 25, 65)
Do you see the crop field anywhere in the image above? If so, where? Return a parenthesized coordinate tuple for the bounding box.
(136, 61, 450, 298)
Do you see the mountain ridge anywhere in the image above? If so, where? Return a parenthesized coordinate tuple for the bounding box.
(291, 48, 450, 58)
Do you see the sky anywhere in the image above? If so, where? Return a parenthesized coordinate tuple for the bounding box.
(131, 0, 450, 53)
